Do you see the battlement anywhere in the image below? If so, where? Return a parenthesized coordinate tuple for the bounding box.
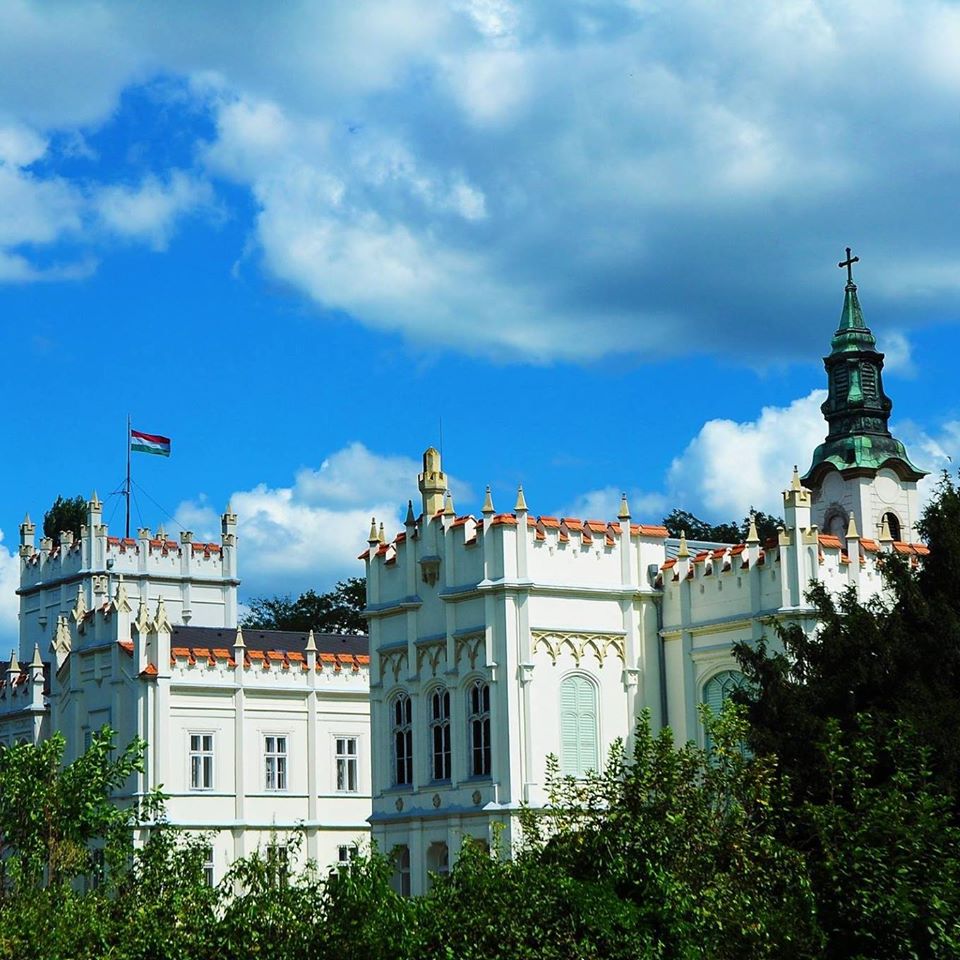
(52, 580, 369, 693)
(17, 495, 239, 661)
(363, 504, 669, 602)
(19, 500, 236, 591)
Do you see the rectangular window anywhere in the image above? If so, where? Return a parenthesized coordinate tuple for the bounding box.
(337, 844, 359, 872)
(202, 846, 215, 888)
(189, 734, 215, 790)
(264, 735, 288, 791)
(267, 844, 288, 887)
(336, 737, 359, 793)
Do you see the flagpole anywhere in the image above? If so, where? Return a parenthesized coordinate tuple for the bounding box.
(125, 414, 131, 539)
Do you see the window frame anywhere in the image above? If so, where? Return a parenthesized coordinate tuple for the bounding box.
(391, 692, 413, 787)
(335, 735, 359, 793)
(428, 686, 452, 782)
(467, 679, 491, 779)
(188, 731, 215, 791)
(264, 734, 289, 792)
(559, 673, 600, 779)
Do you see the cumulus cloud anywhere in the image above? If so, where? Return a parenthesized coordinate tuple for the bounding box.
(175, 442, 470, 600)
(0, 531, 22, 650)
(94, 171, 215, 251)
(0, 2, 959, 356)
(667, 391, 829, 518)
(559, 486, 667, 523)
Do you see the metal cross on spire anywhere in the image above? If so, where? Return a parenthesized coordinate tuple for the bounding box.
(839, 246, 859, 284)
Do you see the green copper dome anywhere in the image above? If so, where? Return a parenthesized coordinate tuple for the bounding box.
(802, 267, 926, 484)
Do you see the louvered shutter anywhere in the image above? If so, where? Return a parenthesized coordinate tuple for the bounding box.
(560, 678, 581, 776)
(703, 670, 743, 752)
(560, 676, 599, 778)
(578, 678, 598, 773)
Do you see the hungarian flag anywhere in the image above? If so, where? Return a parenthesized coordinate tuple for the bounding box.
(130, 429, 171, 457)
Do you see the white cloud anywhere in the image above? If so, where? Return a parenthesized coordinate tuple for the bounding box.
(175, 442, 470, 599)
(0, 530, 22, 650)
(94, 171, 215, 251)
(879, 330, 915, 377)
(2, 2, 960, 357)
(559, 485, 667, 523)
(667, 391, 829, 518)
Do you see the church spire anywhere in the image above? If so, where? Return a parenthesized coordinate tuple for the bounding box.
(802, 248, 925, 485)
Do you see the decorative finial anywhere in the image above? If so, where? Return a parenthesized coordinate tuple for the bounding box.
(368, 517, 379, 544)
(746, 513, 760, 544)
(515, 484, 528, 512)
(405, 500, 416, 526)
(618, 493, 630, 520)
(790, 465, 802, 491)
(677, 530, 689, 558)
(154, 596, 169, 630)
(31, 644, 43, 669)
(22, 512, 31, 526)
(234, 626, 245, 649)
(8, 650, 20, 674)
(305, 629, 317, 653)
(444, 490, 455, 517)
(879, 514, 893, 542)
(378, 522, 386, 544)
(157, 524, 166, 541)
(481, 485, 495, 515)
(846, 512, 860, 539)
(839, 246, 859, 286)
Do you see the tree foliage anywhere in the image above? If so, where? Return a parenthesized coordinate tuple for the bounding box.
(43, 494, 87, 547)
(662, 507, 782, 544)
(0, 727, 145, 892)
(735, 471, 960, 802)
(241, 577, 366, 634)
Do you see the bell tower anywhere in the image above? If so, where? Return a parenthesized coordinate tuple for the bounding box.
(802, 249, 926, 541)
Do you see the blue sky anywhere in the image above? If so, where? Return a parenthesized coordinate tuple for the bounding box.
(0, 0, 958, 642)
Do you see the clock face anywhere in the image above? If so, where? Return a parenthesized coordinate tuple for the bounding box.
(875, 469, 899, 506)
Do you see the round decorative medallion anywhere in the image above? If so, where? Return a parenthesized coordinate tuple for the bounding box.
(875, 469, 899, 505)
(472, 790, 482, 806)
(395, 797, 404, 812)
(432, 793, 441, 808)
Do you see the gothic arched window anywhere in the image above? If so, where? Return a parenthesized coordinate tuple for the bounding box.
(468, 679, 491, 778)
(392, 692, 413, 786)
(702, 670, 745, 750)
(882, 512, 902, 541)
(560, 675, 599, 778)
(429, 686, 451, 781)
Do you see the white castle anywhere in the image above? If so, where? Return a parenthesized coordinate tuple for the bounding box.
(0, 263, 932, 894)
(2, 502, 371, 880)
(362, 267, 929, 894)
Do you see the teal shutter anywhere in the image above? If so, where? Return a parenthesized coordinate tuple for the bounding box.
(702, 670, 744, 751)
(560, 676, 598, 777)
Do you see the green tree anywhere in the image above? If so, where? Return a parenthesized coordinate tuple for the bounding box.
(0, 727, 145, 892)
(803, 717, 960, 959)
(735, 471, 960, 801)
(43, 494, 87, 547)
(242, 577, 366, 634)
(663, 507, 782, 544)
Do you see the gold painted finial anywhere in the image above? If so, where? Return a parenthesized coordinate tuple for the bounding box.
(368, 517, 379, 544)
(846, 512, 859, 539)
(618, 493, 630, 520)
(482, 485, 495, 515)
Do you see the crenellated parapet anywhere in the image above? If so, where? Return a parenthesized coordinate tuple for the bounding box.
(17, 494, 240, 661)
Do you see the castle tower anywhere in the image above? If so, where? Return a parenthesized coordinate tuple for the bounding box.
(802, 249, 926, 541)
(418, 447, 446, 517)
